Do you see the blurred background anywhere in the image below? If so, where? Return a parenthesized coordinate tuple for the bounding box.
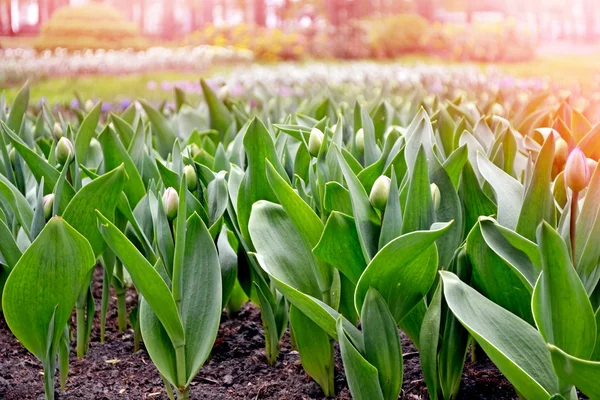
(0, 0, 599, 103)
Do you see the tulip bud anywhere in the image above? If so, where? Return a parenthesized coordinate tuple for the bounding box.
(188, 143, 201, 157)
(43, 194, 54, 220)
(490, 103, 505, 117)
(183, 165, 197, 191)
(53, 122, 63, 139)
(554, 138, 569, 166)
(84, 99, 94, 112)
(55, 137, 74, 165)
(162, 187, 179, 221)
(9, 148, 16, 166)
(355, 128, 365, 154)
(430, 183, 441, 212)
(565, 148, 589, 192)
(89, 137, 101, 153)
(308, 127, 324, 157)
(370, 175, 391, 211)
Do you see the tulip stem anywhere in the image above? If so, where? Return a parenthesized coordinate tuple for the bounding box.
(175, 345, 187, 390)
(177, 386, 190, 400)
(115, 260, 127, 331)
(570, 190, 579, 265)
(161, 374, 175, 400)
(76, 304, 86, 358)
(43, 358, 56, 400)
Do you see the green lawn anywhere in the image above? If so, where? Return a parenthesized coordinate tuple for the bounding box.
(2, 53, 599, 104)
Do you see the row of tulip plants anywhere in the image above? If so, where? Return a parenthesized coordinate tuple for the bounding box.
(1, 76, 600, 400)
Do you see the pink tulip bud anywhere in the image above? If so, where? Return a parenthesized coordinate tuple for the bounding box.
(554, 138, 568, 166)
(565, 148, 590, 192)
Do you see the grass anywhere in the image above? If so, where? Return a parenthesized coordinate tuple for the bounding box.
(1, 52, 599, 104)
(1, 71, 214, 104)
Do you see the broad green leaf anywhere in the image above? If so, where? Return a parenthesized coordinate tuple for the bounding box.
(359, 105, 381, 166)
(180, 213, 222, 385)
(314, 212, 366, 285)
(516, 135, 556, 241)
(334, 145, 380, 261)
(140, 100, 177, 158)
(355, 222, 453, 322)
(2, 122, 75, 205)
(249, 201, 321, 299)
(254, 253, 363, 349)
(74, 102, 102, 161)
(0, 173, 33, 236)
(201, 79, 233, 142)
(441, 271, 559, 399)
(479, 217, 542, 288)
(3, 218, 94, 360)
(265, 161, 332, 295)
(379, 170, 402, 249)
(438, 248, 470, 400)
(362, 288, 402, 400)
(0, 217, 21, 269)
(532, 222, 596, 360)
(6, 81, 29, 134)
(217, 226, 237, 308)
(442, 144, 468, 189)
(237, 117, 288, 244)
(467, 222, 534, 324)
(290, 306, 335, 396)
(420, 282, 442, 400)
(255, 283, 280, 365)
(336, 317, 384, 400)
(477, 152, 523, 229)
(323, 182, 353, 216)
(63, 165, 128, 257)
(97, 212, 185, 347)
(459, 160, 496, 237)
(98, 126, 146, 207)
(402, 146, 434, 234)
(549, 344, 600, 399)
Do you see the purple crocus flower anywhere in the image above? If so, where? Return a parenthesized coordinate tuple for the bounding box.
(120, 99, 131, 110)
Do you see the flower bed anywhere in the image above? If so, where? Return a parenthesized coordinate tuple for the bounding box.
(0, 63, 599, 400)
(0, 46, 253, 85)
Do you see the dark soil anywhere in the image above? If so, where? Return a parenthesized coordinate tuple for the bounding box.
(0, 267, 518, 399)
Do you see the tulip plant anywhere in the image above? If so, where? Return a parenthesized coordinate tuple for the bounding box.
(1, 67, 600, 400)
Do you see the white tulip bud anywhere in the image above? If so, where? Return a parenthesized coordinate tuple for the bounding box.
(55, 137, 74, 165)
(370, 175, 391, 211)
(308, 127, 324, 157)
(162, 187, 179, 221)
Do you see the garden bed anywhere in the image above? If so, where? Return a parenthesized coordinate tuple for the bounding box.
(0, 270, 517, 400)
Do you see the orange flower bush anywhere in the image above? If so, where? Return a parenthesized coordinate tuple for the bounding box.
(35, 3, 148, 51)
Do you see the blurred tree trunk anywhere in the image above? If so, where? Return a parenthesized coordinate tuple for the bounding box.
(203, 0, 214, 25)
(583, 0, 596, 41)
(139, 0, 146, 33)
(0, 1, 5, 35)
(416, 0, 436, 21)
(162, 0, 176, 39)
(189, 0, 198, 31)
(254, 0, 266, 26)
(326, 0, 340, 26)
(7, 0, 13, 36)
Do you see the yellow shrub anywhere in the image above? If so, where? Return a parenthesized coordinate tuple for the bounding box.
(183, 24, 305, 61)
